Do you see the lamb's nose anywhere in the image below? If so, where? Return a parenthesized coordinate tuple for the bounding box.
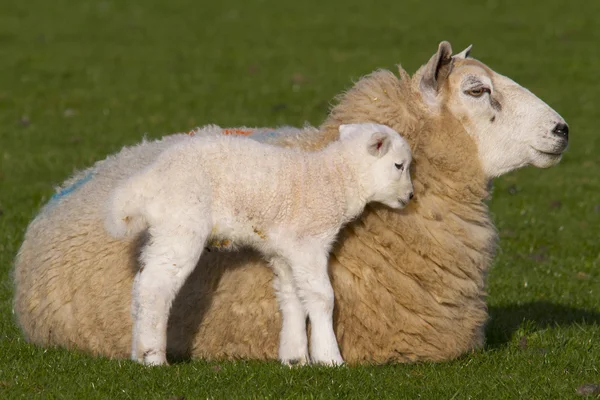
(409, 192, 414, 200)
(552, 123, 569, 140)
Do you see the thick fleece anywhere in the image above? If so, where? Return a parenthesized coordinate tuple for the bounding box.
(12, 70, 494, 363)
(13, 41, 566, 363)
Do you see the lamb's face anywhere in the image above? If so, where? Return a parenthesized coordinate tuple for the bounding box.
(370, 135, 414, 209)
(419, 42, 569, 179)
(339, 123, 414, 209)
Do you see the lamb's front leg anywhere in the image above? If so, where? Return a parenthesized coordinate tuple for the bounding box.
(289, 249, 344, 366)
(132, 223, 208, 365)
(270, 257, 309, 366)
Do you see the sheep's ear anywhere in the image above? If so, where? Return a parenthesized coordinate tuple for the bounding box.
(453, 44, 472, 60)
(420, 41, 454, 103)
(367, 131, 390, 157)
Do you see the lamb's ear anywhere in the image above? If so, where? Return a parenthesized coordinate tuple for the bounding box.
(420, 41, 454, 103)
(367, 131, 390, 157)
(339, 124, 357, 141)
(453, 44, 473, 60)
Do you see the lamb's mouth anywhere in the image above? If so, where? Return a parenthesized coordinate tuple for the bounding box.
(398, 199, 407, 207)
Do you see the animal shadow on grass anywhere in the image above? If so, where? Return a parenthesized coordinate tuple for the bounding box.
(134, 230, 599, 361)
(485, 301, 600, 348)
(161, 248, 274, 364)
(130, 233, 222, 364)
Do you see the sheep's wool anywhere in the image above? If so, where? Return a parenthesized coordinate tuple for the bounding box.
(14, 62, 498, 364)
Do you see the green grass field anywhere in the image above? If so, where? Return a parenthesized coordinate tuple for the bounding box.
(1, 0, 599, 398)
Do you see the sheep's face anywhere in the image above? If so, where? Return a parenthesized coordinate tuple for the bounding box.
(339, 123, 413, 209)
(420, 42, 569, 179)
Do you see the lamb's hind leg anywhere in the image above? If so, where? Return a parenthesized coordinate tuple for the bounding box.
(288, 249, 343, 366)
(270, 257, 309, 366)
(130, 270, 142, 360)
(132, 222, 209, 365)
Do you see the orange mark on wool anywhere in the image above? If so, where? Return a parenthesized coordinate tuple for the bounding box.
(222, 128, 254, 136)
(187, 128, 254, 136)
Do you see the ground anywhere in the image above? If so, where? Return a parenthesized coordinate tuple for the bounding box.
(1, 0, 599, 398)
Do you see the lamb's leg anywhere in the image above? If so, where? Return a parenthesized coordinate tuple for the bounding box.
(130, 269, 142, 359)
(288, 250, 344, 366)
(132, 223, 209, 365)
(270, 257, 309, 366)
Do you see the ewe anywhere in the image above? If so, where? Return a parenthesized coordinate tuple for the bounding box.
(105, 123, 413, 366)
(13, 41, 568, 363)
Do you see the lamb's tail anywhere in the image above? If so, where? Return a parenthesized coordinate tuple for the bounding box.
(105, 171, 154, 239)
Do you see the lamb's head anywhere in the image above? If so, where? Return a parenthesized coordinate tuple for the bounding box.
(418, 41, 569, 179)
(339, 123, 413, 209)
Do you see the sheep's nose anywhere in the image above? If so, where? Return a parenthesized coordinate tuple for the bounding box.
(409, 192, 414, 200)
(552, 123, 569, 140)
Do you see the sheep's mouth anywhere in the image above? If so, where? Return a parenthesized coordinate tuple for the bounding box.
(530, 138, 568, 157)
(530, 146, 563, 157)
(529, 146, 564, 168)
(398, 199, 407, 207)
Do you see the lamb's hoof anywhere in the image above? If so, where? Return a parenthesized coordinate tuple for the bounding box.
(311, 357, 345, 367)
(281, 355, 309, 367)
(141, 350, 168, 366)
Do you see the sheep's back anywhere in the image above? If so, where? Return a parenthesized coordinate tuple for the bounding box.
(12, 133, 190, 355)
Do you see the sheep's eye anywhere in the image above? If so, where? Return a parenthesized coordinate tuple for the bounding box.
(395, 163, 404, 171)
(465, 87, 490, 97)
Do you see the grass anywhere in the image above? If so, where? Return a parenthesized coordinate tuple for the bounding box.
(1, 0, 599, 398)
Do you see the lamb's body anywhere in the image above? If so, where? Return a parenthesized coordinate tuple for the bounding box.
(106, 125, 413, 365)
(114, 135, 356, 248)
(202, 139, 350, 243)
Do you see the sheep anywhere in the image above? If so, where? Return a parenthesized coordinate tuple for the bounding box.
(12, 41, 569, 363)
(105, 123, 413, 366)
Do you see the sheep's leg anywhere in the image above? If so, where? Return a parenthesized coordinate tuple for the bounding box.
(270, 257, 309, 366)
(132, 223, 209, 365)
(289, 250, 344, 366)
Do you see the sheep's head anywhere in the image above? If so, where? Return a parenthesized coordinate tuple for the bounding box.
(339, 123, 413, 209)
(418, 41, 569, 179)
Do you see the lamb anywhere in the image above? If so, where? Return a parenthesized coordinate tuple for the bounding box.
(104, 123, 413, 366)
(13, 41, 569, 363)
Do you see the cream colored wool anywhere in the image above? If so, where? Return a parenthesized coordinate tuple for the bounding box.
(13, 41, 568, 364)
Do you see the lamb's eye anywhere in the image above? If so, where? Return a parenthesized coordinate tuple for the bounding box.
(465, 87, 490, 97)
(395, 163, 404, 171)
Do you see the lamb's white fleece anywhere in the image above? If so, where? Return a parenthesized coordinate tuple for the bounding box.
(105, 122, 413, 366)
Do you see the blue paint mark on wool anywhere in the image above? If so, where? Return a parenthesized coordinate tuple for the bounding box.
(50, 172, 94, 202)
(248, 131, 282, 143)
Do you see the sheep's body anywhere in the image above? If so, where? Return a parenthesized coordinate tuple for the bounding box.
(13, 41, 568, 363)
(105, 124, 413, 366)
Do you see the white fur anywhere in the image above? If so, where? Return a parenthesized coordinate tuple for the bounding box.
(439, 60, 567, 179)
(448, 70, 567, 178)
(104, 122, 413, 366)
(417, 42, 568, 179)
